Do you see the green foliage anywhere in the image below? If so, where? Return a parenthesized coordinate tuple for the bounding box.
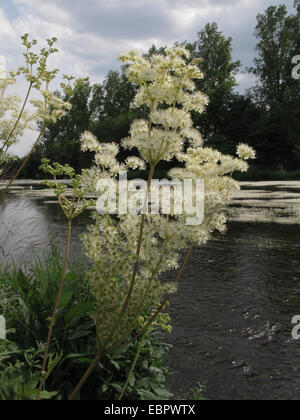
(186, 22, 241, 95)
(79, 332, 172, 401)
(234, 166, 300, 181)
(22, 71, 139, 178)
(183, 22, 241, 149)
(249, 5, 300, 107)
(0, 248, 94, 349)
(246, 5, 300, 170)
(39, 159, 94, 219)
(0, 249, 172, 400)
(0, 340, 58, 400)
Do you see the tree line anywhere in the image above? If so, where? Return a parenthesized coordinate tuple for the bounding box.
(17, 5, 300, 180)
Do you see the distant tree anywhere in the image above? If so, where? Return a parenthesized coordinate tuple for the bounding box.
(249, 5, 300, 108)
(183, 23, 242, 153)
(21, 70, 140, 177)
(247, 5, 300, 170)
(186, 22, 241, 95)
(208, 93, 261, 156)
(90, 70, 138, 143)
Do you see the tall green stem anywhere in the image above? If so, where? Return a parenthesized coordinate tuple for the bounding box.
(68, 353, 102, 401)
(107, 242, 195, 355)
(36, 218, 72, 400)
(119, 164, 155, 316)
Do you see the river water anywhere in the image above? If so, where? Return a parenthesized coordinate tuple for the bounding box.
(1, 180, 300, 400)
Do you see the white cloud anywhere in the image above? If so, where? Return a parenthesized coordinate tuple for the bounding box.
(0, 0, 296, 156)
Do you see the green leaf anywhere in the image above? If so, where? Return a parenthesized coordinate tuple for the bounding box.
(109, 359, 120, 371)
(110, 383, 123, 392)
(67, 330, 92, 340)
(25, 389, 58, 400)
(64, 302, 94, 323)
(128, 373, 135, 388)
(137, 389, 159, 400)
(57, 291, 73, 309)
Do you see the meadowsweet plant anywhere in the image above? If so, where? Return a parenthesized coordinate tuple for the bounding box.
(0, 34, 85, 191)
(69, 46, 256, 399)
(35, 159, 94, 399)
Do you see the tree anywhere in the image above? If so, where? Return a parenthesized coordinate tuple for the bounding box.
(20, 80, 93, 178)
(187, 22, 241, 95)
(249, 5, 300, 108)
(247, 5, 300, 170)
(184, 23, 241, 152)
(21, 70, 139, 178)
(90, 70, 137, 143)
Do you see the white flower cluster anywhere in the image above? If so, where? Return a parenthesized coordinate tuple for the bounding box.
(125, 156, 146, 170)
(119, 47, 208, 166)
(237, 143, 256, 160)
(0, 36, 75, 180)
(0, 75, 35, 173)
(80, 131, 100, 153)
(80, 131, 126, 177)
(31, 90, 72, 125)
(80, 46, 256, 353)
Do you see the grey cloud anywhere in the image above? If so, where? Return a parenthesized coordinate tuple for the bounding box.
(27, 0, 174, 41)
(7, 0, 298, 86)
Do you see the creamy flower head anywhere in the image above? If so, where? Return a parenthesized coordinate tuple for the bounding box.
(237, 143, 256, 160)
(80, 131, 100, 153)
(118, 46, 211, 166)
(126, 156, 146, 170)
(150, 109, 192, 129)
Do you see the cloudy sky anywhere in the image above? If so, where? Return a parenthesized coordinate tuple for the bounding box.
(0, 0, 295, 155)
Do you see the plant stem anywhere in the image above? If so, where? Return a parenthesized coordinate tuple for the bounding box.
(68, 353, 102, 401)
(107, 242, 195, 355)
(0, 82, 33, 156)
(118, 332, 146, 401)
(36, 218, 72, 400)
(69, 167, 157, 400)
(102, 165, 155, 351)
(120, 165, 155, 315)
(3, 124, 46, 195)
(68, 212, 195, 401)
